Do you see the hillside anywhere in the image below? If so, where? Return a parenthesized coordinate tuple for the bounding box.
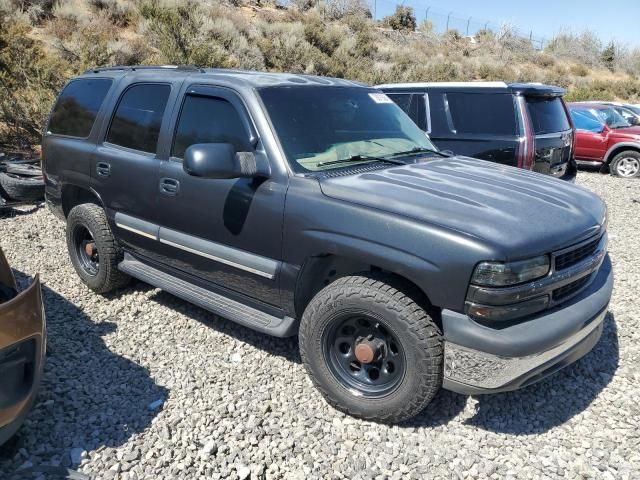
(2, 0, 640, 151)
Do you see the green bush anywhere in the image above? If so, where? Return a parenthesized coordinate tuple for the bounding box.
(383, 5, 416, 32)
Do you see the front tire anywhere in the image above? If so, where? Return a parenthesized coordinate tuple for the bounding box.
(66, 203, 130, 293)
(299, 274, 443, 423)
(610, 151, 640, 178)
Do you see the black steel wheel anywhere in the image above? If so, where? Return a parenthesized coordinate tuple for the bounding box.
(66, 204, 130, 293)
(323, 313, 406, 397)
(299, 274, 443, 423)
(72, 224, 99, 277)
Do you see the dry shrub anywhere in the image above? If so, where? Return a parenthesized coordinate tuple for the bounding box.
(0, 14, 67, 148)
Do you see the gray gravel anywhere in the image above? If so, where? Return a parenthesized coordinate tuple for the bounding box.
(0, 171, 639, 479)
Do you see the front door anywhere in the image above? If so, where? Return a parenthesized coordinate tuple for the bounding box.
(154, 86, 287, 307)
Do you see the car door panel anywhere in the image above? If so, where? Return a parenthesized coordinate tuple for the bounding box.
(574, 130, 608, 160)
(91, 81, 177, 258)
(154, 86, 286, 307)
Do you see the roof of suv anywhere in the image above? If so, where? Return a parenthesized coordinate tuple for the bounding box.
(82, 65, 367, 89)
(376, 81, 565, 96)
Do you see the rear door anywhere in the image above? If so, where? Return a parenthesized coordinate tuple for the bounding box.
(92, 80, 177, 259)
(522, 96, 574, 177)
(569, 109, 609, 161)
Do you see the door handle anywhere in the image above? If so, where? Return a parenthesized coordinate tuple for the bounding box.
(159, 178, 180, 196)
(96, 162, 111, 177)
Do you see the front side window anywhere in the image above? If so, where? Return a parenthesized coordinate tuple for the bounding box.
(48, 78, 113, 137)
(570, 110, 604, 133)
(258, 86, 436, 172)
(386, 93, 428, 131)
(445, 93, 517, 136)
(106, 84, 171, 153)
(172, 95, 250, 159)
(526, 97, 571, 134)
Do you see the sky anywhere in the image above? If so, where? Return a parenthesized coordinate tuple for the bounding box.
(371, 0, 640, 48)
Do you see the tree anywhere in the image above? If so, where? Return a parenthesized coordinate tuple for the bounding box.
(602, 41, 616, 71)
(383, 5, 416, 32)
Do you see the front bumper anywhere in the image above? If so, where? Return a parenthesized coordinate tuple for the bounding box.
(0, 249, 45, 446)
(442, 255, 613, 395)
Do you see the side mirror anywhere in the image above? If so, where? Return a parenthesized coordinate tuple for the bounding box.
(629, 116, 640, 126)
(183, 143, 259, 179)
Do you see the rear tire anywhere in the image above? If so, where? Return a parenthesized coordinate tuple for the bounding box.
(66, 204, 130, 293)
(610, 151, 640, 178)
(299, 274, 443, 423)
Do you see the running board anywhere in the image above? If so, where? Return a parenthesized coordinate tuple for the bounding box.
(118, 255, 297, 337)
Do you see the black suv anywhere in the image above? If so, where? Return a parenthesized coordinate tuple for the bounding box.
(378, 81, 577, 181)
(43, 67, 612, 423)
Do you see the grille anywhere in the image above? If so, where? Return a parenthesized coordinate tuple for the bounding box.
(552, 275, 591, 301)
(555, 237, 600, 270)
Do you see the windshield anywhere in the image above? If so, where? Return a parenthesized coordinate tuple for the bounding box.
(258, 86, 436, 172)
(592, 106, 631, 129)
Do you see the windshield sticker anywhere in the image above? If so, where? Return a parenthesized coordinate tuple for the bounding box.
(369, 93, 393, 104)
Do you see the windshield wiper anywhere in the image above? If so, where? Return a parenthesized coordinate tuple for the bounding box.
(386, 147, 451, 158)
(317, 155, 406, 168)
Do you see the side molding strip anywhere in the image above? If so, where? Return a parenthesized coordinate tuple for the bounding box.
(115, 212, 159, 240)
(159, 227, 278, 280)
(113, 212, 278, 280)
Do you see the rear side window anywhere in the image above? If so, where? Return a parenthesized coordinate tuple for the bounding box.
(386, 93, 428, 131)
(445, 93, 517, 135)
(526, 97, 571, 134)
(48, 78, 113, 137)
(172, 95, 250, 158)
(106, 84, 171, 153)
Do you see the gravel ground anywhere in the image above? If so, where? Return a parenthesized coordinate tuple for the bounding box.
(0, 171, 639, 480)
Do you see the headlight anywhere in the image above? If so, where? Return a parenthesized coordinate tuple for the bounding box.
(471, 255, 550, 287)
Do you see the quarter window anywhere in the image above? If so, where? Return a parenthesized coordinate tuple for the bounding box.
(445, 93, 517, 135)
(48, 78, 113, 137)
(172, 95, 251, 159)
(106, 84, 171, 153)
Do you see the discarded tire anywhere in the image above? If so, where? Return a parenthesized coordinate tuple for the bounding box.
(0, 171, 45, 202)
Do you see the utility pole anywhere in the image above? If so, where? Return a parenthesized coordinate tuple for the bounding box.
(373, 0, 377, 21)
(446, 12, 452, 32)
(425, 6, 431, 23)
(466, 17, 471, 36)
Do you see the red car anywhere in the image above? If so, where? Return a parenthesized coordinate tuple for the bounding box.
(568, 102, 640, 178)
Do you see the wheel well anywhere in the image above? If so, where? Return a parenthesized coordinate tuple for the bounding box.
(294, 254, 436, 321)
(605, 146, 640, 165)
(61, 185, 101, 218)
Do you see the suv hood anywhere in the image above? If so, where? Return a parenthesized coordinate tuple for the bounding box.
(318, 157, 606, 258)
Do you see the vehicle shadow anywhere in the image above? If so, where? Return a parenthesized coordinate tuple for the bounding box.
(0, 271, 167, 477)
(147, 285, 301, 364)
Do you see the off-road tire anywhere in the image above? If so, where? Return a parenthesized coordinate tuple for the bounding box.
(0, 172, 44, 202)
(609, 150, 640, 178)
(299, 274, 443, 423)
(66, 203, 130, 293)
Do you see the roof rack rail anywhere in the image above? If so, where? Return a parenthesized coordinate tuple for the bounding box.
(85, 65, 205, 74)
